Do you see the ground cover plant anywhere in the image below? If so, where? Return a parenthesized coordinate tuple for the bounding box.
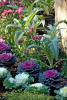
(0, 0, 67, 100)
(4, 92, 55, 100)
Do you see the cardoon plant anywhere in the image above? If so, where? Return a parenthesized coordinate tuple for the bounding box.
(17, 60, 40, 82)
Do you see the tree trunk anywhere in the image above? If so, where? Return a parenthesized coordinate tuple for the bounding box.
(55, 0, 67, 55)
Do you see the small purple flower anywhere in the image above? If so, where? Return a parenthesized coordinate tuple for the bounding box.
(21, 60, 37, 71)
(0, 42, 10, 53)
(43, 69, 58, 79)
(0, 53, 13, 62)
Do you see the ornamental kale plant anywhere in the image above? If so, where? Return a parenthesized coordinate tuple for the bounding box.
(0, 53, 16, 67)
(0, 67, 8, 79)
(39, 69, 62, 89)
(43, 69, 58, 78)
(0, 53, 13, 62)
(55, 86, 67, 100)
(19, 60, 39, 71)
(0, 41, 11, 53)
(24, 83, 49, 94)
(0, 39, 17, 71)
(3, 72, 34, 90)
(17, 60, 40, 82)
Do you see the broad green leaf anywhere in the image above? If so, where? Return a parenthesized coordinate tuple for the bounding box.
(24, 9, 41, 28)
(14, 30, 24, 44)
(49, 37, 59, 60)
(13, 18, 22, 28)
(43, 45, 54, 67)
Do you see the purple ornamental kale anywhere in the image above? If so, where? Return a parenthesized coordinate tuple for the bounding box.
(0, 42, 10, 53)
(17, 60, 40, 82)
(43, 69, 58, 79)
(0, 52, 16, 67)
(39, 69, 62, 89)
(0, 53, 13, 62)
(21, 60, 37, 71)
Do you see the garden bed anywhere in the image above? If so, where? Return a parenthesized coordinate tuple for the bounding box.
(0, 0, 67, 100)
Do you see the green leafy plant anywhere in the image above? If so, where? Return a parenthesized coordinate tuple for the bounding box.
(24, 24, 60, 68)
(22, 0, 54, 15)
(29, 0, 54, 15)
(4, 7, 42, 59)
(40, 25, 59, 67)
(5, 18, 60, 69)
(5, 92, 55, 100)
(61, 59, 67, 79)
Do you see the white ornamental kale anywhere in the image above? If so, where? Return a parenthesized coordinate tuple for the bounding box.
(3, 77, 15, 89)
(24, 83, 49, 94)
(3, 72, 30, 89)
(30, 83, 44, 89)
(15, 72, 29, 86)
(8, 77, 15, 83)
(59, 87, 67, 97)
(0, 67, 8, 78)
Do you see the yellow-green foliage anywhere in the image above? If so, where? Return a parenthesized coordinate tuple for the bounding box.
(5, 92, 54, 100)
(0, 16, 14, 37)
